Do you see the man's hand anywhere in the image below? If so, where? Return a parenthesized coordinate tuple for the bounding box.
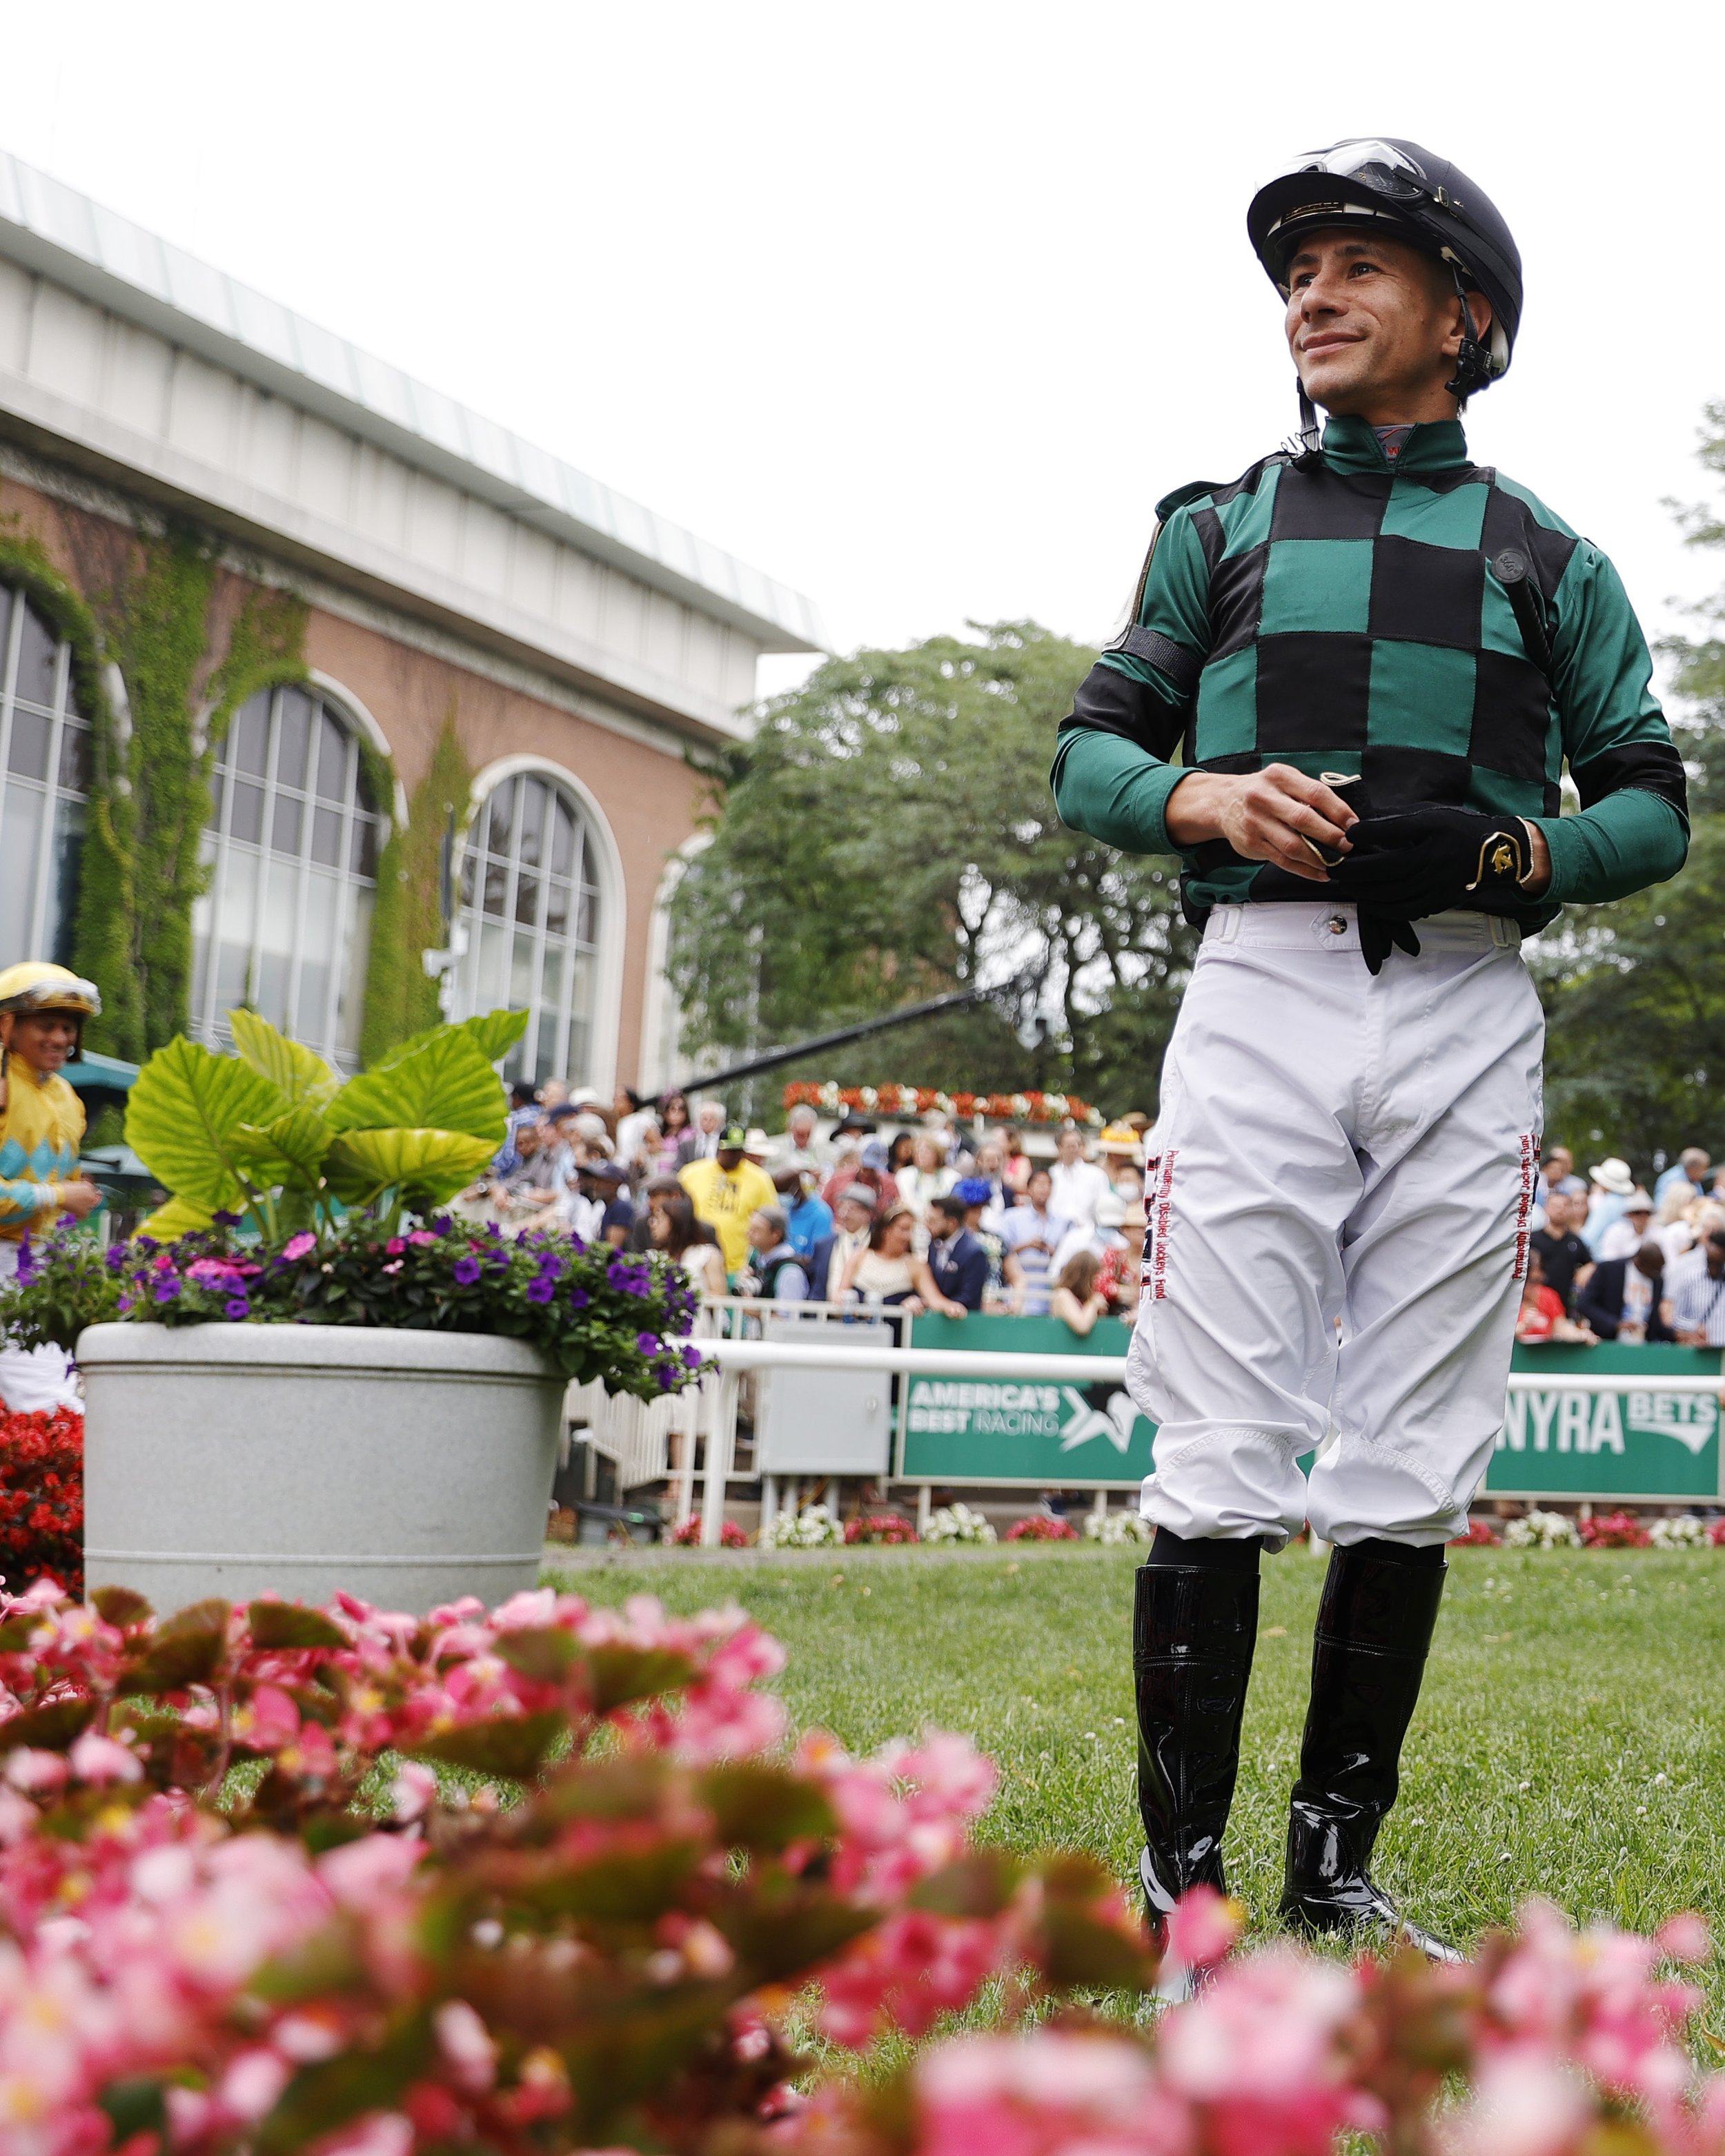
(1165, 765, 1357, 883)
(55, 1179, 103, 1220)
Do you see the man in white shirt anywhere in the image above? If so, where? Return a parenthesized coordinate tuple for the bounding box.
(1000, 1167, 1074, 1316)
(1048, 1126, 1112, 1235)
(1668, 1231, 1725, 1346)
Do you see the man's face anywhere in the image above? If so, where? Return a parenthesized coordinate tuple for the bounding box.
(698, 1103, 724, 1135)
(1283, 228, 1487, 420)
(515, 1120, 543, 1157)
(1057, 1132, 1083, 1166)
(746, 1213, 775, 1254)
(716, 1146, 745, 1173)
(1686, 1150, 1711, 1179)
(1547, 1148, 1573, 1182)
(836, 1199, 871, 1236)
(790, 1108, 815, 1142)
(1708, 1236, 1725, 1277)
(1634, 1244, 1665, 1283)
(977, 1143, 1002, 1176)
(1028, 1170, 1052, 1209)
(932, 1209, 960, 1242)
(8, 1012, 79, 1073)
(1547, 1190, 1576, 1233)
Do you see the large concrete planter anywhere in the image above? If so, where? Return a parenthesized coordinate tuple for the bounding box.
(79, 1322, 563, 1614)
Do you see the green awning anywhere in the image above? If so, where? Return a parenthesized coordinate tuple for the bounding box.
(64, 1052, 139, 1092)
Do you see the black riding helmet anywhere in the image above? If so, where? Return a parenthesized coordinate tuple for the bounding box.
(1247, 139, 1523, 400)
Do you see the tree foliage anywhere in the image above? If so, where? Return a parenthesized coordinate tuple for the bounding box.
(666, 623, 1197, 1114)
(1537, 400, 1725, 1170)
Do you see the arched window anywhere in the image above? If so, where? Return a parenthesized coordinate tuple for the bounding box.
(190, 684, 383, 1070)
(453, 768, 606, 1086)
(0, 587, 92, 967)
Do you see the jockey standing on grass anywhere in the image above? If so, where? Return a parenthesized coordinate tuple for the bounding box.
(1052, 140, 1688, 1961)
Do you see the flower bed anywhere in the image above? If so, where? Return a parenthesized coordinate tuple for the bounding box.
(1084, 1509, 1154, 1545)
(760, 1503, 845, 1549)
(1580, 1508, 1654, 1549)
(1450, 1518, 1501, 1547)
(0, 1405, 82, 1596)
(784, 1081, 1101, 1128)
(845, 1513, 920, 1545)
(670, 1513, 749, 1547)
(0, 1579, 1719, 2154)
(1005, 1513, 1078, 1542)
(7, 1214, 698, 1400)
(923, 1501, 998, 1546)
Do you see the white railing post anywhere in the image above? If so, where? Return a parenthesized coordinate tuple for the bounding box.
(700, 1369, 739, 1547)
(761, 1473, 778, 1536)
(916, 1483, 932, 1537)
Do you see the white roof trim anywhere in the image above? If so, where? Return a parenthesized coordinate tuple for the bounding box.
(0, 149, 827, 656)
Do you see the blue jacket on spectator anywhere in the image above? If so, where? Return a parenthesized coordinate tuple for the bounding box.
(929, 1227, 989, 1313)
(785, 1190, 834, 1259)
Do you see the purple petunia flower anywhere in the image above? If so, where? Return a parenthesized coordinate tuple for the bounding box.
(104, 1246, 128, 1273)
(211, 1209, 242, 1228)
(224, 1297, 250, 1318)
(636, 1332, 659, 1355)
(153, 1277, 181, 1304)
(429, 1214, 453, 1235)
(526, 1276, 556, 1304)
(117, 1293, 132, 1313)
(451, 1256, 482, 1286)
(681, 1344, 703, 1369)
(656, 1366, 676, 1390)
(568, 1287, 590, 1310)
(15, 1237, 34, 1282)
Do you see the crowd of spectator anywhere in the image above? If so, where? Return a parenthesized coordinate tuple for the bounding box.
(1522, 1144, 1725, 1349)
(463, 1085, 1156, 1326)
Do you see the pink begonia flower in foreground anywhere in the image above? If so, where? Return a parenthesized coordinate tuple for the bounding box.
(282, 1231, 317, 1261)
(1443, 2055, 1594, 2156)
(1163, 1883, 1245, 1972)
(317, 2113, 415, 2156)
(391, 1760, 438, 1822)
(916, 2033, 1188, 2156)
(1657, 1911, 1711, 1965)
(65, 1731, 140, 1785)
(434, 1998, 498, 2093)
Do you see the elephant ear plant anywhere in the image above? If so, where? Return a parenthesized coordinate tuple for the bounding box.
(1, 1010, 700, 1399)
(127, 1006, 525, 1241)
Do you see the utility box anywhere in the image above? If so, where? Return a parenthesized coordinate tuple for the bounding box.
(752, 1313, 894, 1476)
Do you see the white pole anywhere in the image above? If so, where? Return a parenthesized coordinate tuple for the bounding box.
(916, 1483, 933, 1537)
(700, 1370, 738, 1547)
(761, 1473, 778, 1536)
(1091, 1488, 1107, 1521)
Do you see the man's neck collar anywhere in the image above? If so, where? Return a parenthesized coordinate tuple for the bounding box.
(1317, 411, 1471, 475)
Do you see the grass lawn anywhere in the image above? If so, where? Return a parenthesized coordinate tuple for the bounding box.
(545, 1541, 1725, 2002)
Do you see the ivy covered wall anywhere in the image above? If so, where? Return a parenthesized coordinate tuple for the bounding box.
(0, 513, 445, 1066)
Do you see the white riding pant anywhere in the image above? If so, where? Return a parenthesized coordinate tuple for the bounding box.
(1129, 902, 1543, 1551)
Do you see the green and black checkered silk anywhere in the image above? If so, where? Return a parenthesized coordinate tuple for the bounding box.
(1052, 415, 1688, 928)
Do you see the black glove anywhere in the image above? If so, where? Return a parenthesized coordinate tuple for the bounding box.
(1357, 911, 1422, 977)
(1325, 805, 1532, 921)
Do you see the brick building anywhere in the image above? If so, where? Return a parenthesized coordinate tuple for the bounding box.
(0, 150, 823, 1090)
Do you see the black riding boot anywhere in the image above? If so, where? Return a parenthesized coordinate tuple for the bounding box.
(1133, 1558, 1259, 1926)
(1280, 1542, 1460, 1961)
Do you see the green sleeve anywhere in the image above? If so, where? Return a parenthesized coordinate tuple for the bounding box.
(1052, 727, 1197, 856)
(1051, 507, 1214, 858)
(1531, 542, 1688, 905)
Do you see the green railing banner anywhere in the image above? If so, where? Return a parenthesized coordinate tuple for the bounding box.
(898, 1315, 1150, 1489)
(898, 1320, 1724, 1504)
(1486, 1344, 1723, 1502)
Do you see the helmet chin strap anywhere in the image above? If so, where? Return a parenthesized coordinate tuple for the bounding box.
(1443, 263, 1493, 400)
(1286, 379, 1325, 469)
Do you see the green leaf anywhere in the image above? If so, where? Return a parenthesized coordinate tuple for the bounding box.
(99, 2077, 170, 2144)
(228, 1008, 340, 1109)
(324, 1126, 495, 1206)
(138, 1194, 217, 1241)
(257, 2011, 435, 2155)
(228, 1108, 333, 1192)
(587, 1642, 698, 1715)
(405, 1709, 565, 1781)
(493, 1626, 581, 1684)
(246, 1602, 350, 1652)
(697, 1762, 838, 1852)
(376, 1007, 530, 1072)
(91, 1585, 154, 1629)
(126, 1598, 232, 1693)
(0, 1697, 95, 1753)
(125, 1036, 290, 1213)
(325, 1026, 506, 1144)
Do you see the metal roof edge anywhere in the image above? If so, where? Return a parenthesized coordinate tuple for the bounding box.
(0, 148, 828, 656)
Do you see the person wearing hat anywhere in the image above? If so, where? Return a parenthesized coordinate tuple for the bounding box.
(771, 1164, 833, 1260)
(678, 1124, 778, 1282)
(573, 1159, 634, 1250)
(0, 962, 103, 1277)
(807, 1183, 879, 1305)
(0, 963, 104, 1414)
(1594, 1189, 1655, 1264)
(1052, 137, 1690, 1967)
(1582, 1157, 1637, 1257)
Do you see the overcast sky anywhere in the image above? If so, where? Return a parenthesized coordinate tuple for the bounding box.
(3, 1, 1722, 700)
